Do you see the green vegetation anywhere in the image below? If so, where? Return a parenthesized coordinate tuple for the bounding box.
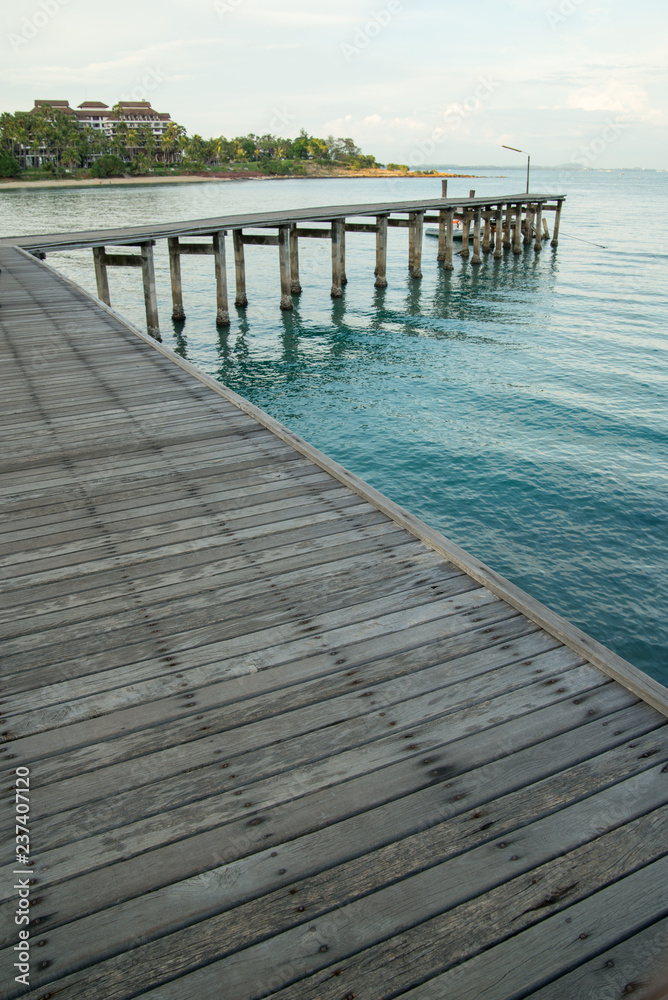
(0, 107, 382, 179)
(89, 154, 127, 178)
(0, 150, 21, 178)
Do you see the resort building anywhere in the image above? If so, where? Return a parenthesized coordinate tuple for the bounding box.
(31, 99, 173, 138)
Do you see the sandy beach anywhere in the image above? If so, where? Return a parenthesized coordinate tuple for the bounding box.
(0, 169, 476, 192)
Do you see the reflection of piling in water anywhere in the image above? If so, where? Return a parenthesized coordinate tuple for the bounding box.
(26, 189, 565, 341)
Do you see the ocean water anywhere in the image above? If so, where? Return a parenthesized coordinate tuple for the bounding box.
(1, 168, 666, 681)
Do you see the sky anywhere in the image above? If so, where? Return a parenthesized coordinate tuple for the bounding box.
(1, 0, 666, 168)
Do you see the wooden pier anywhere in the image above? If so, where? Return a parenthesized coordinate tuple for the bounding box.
(1, 185, 565, 341)
(1, 237, 668, 1000)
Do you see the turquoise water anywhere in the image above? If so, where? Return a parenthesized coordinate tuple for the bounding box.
(2, 168, 666, 681)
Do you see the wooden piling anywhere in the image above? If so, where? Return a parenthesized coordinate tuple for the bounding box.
(534, 203, 543, 252)
(92, 246, 110, 305)
(437, 210, 446, 262)
(482, 212, 492, 253)
(542, 217, 550, 240)
(289, 224, 302, 294)
(524, 204, 534, 245)
(331, 219, 343, 298)
(212, 231, 229, 326)
(340, 222, 348, 285)
(411, 210, 424, 278)
(375, 215, 388, 288)
(503, 206, 512, 249)
(494, 206, 504, 258)
(513, 203, 523, 254)
(469, 189, 476, 198)
(551, 199, 563, 248)
(441, 179, 448, 197)
(233, 230, 248, 308)
(472, 210, 482, 265)
(408, 212, 415, 271)
(278, 225, 293, 311)
(167, 237, 185, 321)
(461, 213, 471, 258)
(444, 208, 455, 270)
(140, 241, 160, 341)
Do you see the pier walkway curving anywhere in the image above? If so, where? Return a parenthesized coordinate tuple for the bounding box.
(1, 244, 667, 999)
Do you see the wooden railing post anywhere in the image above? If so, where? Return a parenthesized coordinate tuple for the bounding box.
(375, 215, 388, 288)
(140, 241, 160, 341)
(212, 231, 230, 326)
(92, 246, 110, 305)
(168, 237, 185, 321)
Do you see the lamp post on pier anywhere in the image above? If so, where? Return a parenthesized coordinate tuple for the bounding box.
(502, 144, 530, 194)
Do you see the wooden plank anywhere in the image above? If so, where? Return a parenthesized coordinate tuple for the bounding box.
(0, 687, 647, 937)
(26, 642, 583, 822)
(383, 854, 668, 1000)
(19, 766, 668, 1000)
(5, 600, 523, 762)
(5, 729, 668, 998)
(264, 804, 668, 1000)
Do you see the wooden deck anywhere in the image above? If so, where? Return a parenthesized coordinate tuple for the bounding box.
(1, 244, 668, 1000)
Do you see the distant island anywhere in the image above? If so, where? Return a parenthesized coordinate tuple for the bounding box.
(0, 102, 477, 185)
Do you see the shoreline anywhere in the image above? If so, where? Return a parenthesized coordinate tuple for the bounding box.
(0, 170, 481, 192)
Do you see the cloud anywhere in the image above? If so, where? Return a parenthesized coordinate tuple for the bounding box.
(566, 79, 664, 122)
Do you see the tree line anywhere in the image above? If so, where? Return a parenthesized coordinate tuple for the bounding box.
(0, 105, 379, 177)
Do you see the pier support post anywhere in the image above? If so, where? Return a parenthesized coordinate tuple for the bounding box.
(212, 231, 230, 326)
(494, 205, 504, 258)
(289, 224, 302, 294)
(482, 212, 492, 253)
(542, 217, 550, 241)
(411, 210, 424, 278)
(513, 204, 523, 254)
(461, 213, 471, 258)
(524, 204, 534, 244)
(92, 246, 110, 305)
(331, 219, 344, 298)
(167, 237, 185, 321)
(503, 206, 512, 249)
(444, 209, 454, 270)
(441, 179, 448, 197)
(140, 241, 160, 341)
(278, 225, 293, 311)
(534, 203, 543, 252)
(340, 222, 348, 284)
(233, 230, 248, 307)
(472, 210, 482, 264)
(551, 199, 563, 248)
(408, 212, 415, 271)
(437, 210, 446, 261)
(375, 215, 388, 288)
